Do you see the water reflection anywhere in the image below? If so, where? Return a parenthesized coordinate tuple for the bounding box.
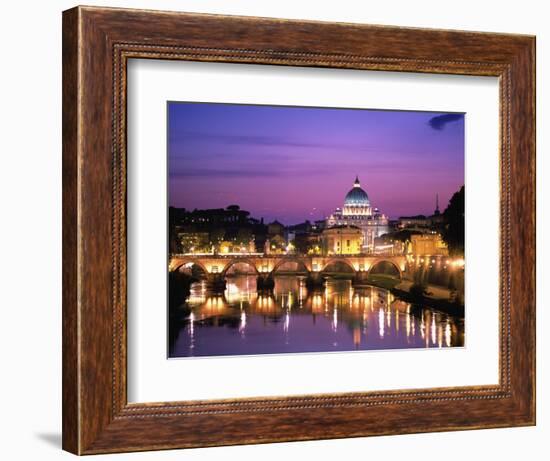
(169, 275, 464, 358)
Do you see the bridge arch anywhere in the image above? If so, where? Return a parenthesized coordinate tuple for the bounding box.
(368, 259, 402, 279)
(170, 258, 209, 275)
(221, 259, 260, 276)
(321, 258, 356, 273)
(272, 257, 310, 273)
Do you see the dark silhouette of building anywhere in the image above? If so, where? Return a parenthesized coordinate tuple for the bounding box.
(169, 205, 268, 253)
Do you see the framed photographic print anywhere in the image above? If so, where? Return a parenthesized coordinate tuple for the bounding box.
(62, 6, 535, 455)
(166, 102, 465, 360)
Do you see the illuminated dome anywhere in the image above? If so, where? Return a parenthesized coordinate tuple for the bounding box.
(344, 176, 370, 206)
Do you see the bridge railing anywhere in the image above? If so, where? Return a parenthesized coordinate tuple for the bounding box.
(171, 252, 266, 258)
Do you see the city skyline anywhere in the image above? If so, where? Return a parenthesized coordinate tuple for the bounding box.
(168, 102, 464, 224)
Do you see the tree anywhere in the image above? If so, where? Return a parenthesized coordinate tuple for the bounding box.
(442, 185, 465, 255)
(235, 227, 253, 245)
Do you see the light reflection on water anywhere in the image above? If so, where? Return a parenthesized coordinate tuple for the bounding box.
(169, 275, 464, 358)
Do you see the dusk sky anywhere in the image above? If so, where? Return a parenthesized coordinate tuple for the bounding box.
(168, 102, 464, 224)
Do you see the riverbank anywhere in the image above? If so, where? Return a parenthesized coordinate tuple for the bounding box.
(362, 274, 463, 317)
(363, 274, 402, 290)
(391, 280, 464, 317)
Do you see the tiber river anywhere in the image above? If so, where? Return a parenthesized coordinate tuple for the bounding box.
(168, 274, 464, 358)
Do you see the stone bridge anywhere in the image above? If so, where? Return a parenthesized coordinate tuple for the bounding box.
(169, 253, 407, 282)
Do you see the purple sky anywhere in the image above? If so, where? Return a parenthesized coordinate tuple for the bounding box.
(168, 102, 464, 224)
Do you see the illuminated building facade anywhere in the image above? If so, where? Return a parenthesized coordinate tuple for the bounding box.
(410, 233, 449, 256)
(326, 176, 390, 252)
(177, 231, 209, 253)
(321, 225, 363, 255)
